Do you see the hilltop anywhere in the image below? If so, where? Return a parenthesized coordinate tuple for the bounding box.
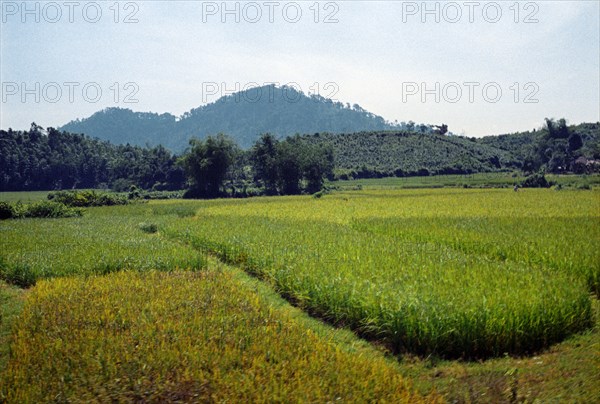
(60, 85, 401, 151)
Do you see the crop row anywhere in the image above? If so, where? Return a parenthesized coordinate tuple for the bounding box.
(164, 189, 598, 358)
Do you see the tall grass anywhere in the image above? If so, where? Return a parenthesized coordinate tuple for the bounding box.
(0, 267, 433, 403)
(164, 188, 598, 358)
(0, 203, 205, 287)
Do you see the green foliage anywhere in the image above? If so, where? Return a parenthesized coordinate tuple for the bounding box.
(60, 85, 400, 150)
(0, 200, 82, 221)
(138, 222, 158, 233)
(250, 133, 279, 194)
(300, 131, 518, 179)
(180, 134, 238, 198)
(523, 119, 599, 174)
(521, 172, 551, 188)
(48, 190, 128, 207)
(21, 201, 82, 219)
(0, 202, 14, 220)
(0, 124, 185, 192)
(250, 133, 334, 195)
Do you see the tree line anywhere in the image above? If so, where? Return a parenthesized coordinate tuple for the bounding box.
(180, 133, 334, 198)
(0, 123, 186, 192)
(523, 118, 590, 173)
(0, 124, 333, 197)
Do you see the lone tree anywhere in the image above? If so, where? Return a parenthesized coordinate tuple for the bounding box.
(433, 124, 448, 135)
(180, 134, 238, 198)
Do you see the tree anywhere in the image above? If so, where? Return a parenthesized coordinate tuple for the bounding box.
(276, 139, 303, 195)
(180, 134, 238, 198)
(250, 134, 334, 195)
(568, 132, 583, 153)
(433, 124, 448, 135)
(250, 133, 279, 195)
(302, 144, 334, 193)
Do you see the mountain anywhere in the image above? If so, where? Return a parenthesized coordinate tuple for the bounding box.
(60, 84, 402, 151)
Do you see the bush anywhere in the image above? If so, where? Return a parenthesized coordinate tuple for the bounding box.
(0, 201, 14, 220)
(48, 190, 128, 207)
(520, 172, 551, 188)
(140, 190, 184, 200)
(128, 185, 142, 200)
(22, 201, 82, 219)
(0, 259, 37, 287)
(0, 200, 82, 220)
(138, 222, 158, 234)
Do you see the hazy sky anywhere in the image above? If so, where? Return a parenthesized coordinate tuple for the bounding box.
(1, 0, 599, 136)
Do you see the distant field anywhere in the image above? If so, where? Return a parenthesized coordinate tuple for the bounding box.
(0, 191, 51, 203)
(1, 188, 599, 401)
(331, 172, 600, 189)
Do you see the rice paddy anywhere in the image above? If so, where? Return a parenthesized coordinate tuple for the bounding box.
(1, 186, 598, 401)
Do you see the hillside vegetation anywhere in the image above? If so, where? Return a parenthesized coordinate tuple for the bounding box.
(60, 85, 400, 151)
(301, 131, 519, 178)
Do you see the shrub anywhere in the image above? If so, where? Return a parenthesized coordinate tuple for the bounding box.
(48, 190, 128, 207)
(128, 185, 142, 200)
(520, 172, 550, 188)
(0, 260, 37, 287)
(0, 200, 82, 220)
(22, 201, 82, 219)
(138, 222, 158, 233)
(0, 201, 14, 220)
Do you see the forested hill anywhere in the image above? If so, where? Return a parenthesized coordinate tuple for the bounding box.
(300, 131, 520, 178)
(476, 122, 599, 162)
(297, 122, 599, 178)
(60, 84, 401, 151)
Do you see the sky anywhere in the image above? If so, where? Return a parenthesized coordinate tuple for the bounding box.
(1, 0, 599, 136)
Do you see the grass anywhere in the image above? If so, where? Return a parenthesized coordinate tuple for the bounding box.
(0, 203, 206, 287)
(164, 188, 598, 357)
(0, 264, 434, 403)
(401, 299, 600, 403)
(0, 281, 25, 371)
(331, 172, 600, 190)
(0, 187, 598, 401)
(0, 191, 52, 203)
